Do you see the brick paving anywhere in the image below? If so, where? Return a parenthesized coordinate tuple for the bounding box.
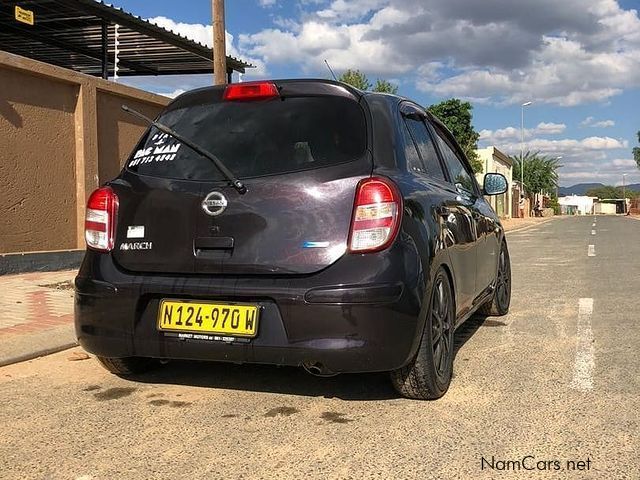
(0, 270, 76, 338)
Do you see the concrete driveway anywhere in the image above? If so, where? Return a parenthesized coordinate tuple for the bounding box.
(1, 216, 638, 479)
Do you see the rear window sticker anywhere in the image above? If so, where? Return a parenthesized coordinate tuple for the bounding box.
(128, 142, 182, 167)
(127, 226, 145, 239)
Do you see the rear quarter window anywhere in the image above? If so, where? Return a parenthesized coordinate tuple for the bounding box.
(127, 96, 367, 181)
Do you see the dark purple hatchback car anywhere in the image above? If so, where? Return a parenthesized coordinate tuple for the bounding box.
(75, 79, 511, 399)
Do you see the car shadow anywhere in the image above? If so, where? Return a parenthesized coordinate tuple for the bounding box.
(453, 314, 487, 361)
(128, 361, 399, 401)
(124, 317, 490, 401)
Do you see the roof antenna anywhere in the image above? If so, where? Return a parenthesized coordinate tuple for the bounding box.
(324, 59, 337, 81)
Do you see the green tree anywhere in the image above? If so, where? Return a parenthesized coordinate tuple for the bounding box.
(338, 69, 371, 90)
(338, 70, 398, 94)
(633, 130, 640, 170)
(510, 151, 561, 197)
(372, 79, 398, 94)
(428, 99, 483, 174)
(586, 186, 640, 199)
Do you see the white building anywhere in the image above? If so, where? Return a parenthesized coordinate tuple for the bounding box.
(558, 195, 595, 215)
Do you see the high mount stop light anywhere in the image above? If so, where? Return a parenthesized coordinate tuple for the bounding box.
(223, 82, 279, 101)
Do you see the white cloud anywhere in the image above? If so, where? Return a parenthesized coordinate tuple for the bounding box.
(480, 122, 566, 143)
(238, 0, 640, 106)
(147, 16, 267, 76)
(557, 156, 640, 187)
(592, 120, 615, 128)
(499, 136, 627, 154)
(121, 2, 640, 108)
(316, 0, 388, 22)
(581, 116, 615, 127)
(610, 158, 636, 167)
(480, 134, 629, 180)
(535, 122, 567, 135)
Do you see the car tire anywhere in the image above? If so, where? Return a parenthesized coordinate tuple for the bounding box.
(390, 268, 455, 400)
(96, 356, 156, 375)
(478, 240, 511, 316)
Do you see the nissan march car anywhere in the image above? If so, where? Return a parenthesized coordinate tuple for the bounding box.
(75, 79, 511, 399)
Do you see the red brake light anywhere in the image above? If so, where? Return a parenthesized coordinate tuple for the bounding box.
(223, 82, 279, 101)
(348, 177, 402, 253)
(85, 187, 119, 252)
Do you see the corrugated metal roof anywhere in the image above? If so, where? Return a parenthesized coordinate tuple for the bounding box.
(0, 0, 252, 77)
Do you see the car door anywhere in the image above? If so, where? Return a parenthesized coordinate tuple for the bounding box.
(398, 104, 473, 319)
(427, 120, 486, 310)
(474, 191, 502, 294)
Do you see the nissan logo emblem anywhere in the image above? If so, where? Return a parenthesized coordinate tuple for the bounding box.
(202, 191, 228, 216)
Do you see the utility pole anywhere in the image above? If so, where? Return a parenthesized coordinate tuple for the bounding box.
(520, 101, 532, 192)
(212, 0, 227, 85)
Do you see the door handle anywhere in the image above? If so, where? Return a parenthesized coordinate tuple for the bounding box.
(194, 237, 234, 250)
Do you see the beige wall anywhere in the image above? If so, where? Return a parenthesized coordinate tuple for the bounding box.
(0, 67, 78, 253)
(97, 91, 163, 184)
(0, 51, 169, 254)
(476, 146, 514, 218)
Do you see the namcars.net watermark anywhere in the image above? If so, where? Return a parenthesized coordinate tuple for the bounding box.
(481, 455, 592, 472)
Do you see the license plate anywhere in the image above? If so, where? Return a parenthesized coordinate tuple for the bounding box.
(157, 300, 259, 337)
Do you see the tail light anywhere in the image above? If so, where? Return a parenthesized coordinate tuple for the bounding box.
(348, 177, 402, 253)
(85, 187, 119, 252)
(223, 82, 279, 101)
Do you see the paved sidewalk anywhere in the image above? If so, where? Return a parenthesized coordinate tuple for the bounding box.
(0, 269, 77, 366)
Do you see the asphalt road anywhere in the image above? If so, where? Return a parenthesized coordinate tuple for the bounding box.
(1, 216, 638, 479)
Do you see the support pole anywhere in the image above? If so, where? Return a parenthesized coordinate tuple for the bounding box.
(113, 24, 120, 81)
(101, 21, 108, 80)
(212, 0, 227, 85)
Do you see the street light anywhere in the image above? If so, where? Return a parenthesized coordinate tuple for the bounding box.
(622, 173, 627, 214)
(520, 101, 532, 194)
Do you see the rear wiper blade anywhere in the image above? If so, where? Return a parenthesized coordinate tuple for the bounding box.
(122, 105, 247, 195)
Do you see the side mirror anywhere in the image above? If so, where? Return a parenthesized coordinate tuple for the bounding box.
(483, 173, 508, 196)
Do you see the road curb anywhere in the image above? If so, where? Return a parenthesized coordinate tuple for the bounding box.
(0, 324, 77, 367)
(0, 250, 84, 276)
(0, 341, 78, 368)
(504, 216, 558, 234)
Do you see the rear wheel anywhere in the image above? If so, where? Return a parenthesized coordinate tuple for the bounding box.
(391, 268, 455, 400)
(96, 356, 156, 375)
(479, 240, 511, 316)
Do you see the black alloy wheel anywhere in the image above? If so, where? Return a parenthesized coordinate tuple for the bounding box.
(431, 276, 454, 383)
(390, 268, 455, 399)
(479, 240, 511, 316)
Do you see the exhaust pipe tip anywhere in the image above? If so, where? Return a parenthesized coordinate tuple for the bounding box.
(302, 361, 338, 377)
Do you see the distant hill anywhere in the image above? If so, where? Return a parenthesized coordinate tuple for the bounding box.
(558, 183, 640, 196)
(558, 183, 604, 195)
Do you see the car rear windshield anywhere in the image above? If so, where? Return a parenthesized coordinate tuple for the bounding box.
(126, 96, 367, 181)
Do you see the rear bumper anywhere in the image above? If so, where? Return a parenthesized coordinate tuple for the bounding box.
(75, 242, 426, 373)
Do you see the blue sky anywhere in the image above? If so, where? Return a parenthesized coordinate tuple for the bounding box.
(112, 0, 640, 187)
